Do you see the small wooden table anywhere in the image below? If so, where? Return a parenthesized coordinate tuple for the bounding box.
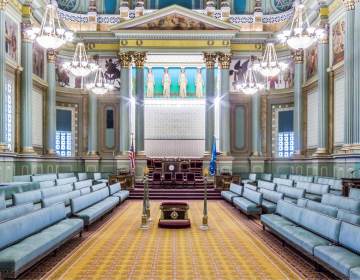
(108, 174, 135, 190)
(341, 178, 360, 196)
(158, 202, 191, 228)
(215, 175, 241, 190)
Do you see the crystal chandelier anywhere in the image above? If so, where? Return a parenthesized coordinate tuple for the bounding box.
(63, 42, 97, 77)
(86, 67, 114, 95)
(236, 61, 264, 95)
(29, 0, 73, 49)
(254, 43, 288, 77)
(278, 1, 325, 50)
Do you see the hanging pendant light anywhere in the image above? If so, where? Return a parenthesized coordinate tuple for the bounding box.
(86, 67, 114, 95)
(236, 60, 264, 95)
(63, 42, 97, 77)
(278, 0, 325, 50)
(29, 0, 73, 49)
(253, 43, 288, 78)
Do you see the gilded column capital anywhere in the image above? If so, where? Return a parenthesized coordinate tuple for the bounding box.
(47, 49, 57, 63)
(293, 49, 304, 64)
(343, 0, 355, 10)
(133, 52, 147, 68)
(0, 0, 8, 10)
(203, 52, 217, 69)
(217, 53, 232, 69)
(119, 52, 133, 68)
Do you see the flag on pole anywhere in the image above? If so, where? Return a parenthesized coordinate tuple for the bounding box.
(129, 136, 135, 171)
(209, 136, 217, 176)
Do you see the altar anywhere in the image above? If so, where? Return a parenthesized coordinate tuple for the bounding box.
(158, 201, 191, 228)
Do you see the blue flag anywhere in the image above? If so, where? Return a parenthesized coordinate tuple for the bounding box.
(209, 137, 217, 176)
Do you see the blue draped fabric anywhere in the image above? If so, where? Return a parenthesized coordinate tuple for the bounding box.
(234, 0, 246, 13)
(104, 0, 116, 13)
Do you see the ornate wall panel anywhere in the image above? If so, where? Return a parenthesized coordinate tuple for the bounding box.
(333, 74, 345, 145)
(306, 89, 318, 148)
(32, 89, 43, 147)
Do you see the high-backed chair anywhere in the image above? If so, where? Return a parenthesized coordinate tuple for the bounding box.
(175, 173, 184, 185)
(152, 172, 162, 185)
(186, 173, 195, 186)
(163, 172, 173, 185)
(180, 161, 189, 173)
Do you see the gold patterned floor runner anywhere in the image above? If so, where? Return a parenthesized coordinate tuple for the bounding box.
(42, 200, 303, 280)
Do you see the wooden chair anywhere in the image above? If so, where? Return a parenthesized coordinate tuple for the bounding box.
(163, 172, 173, 185)
(152, 172, 162, 185)
(175, 173, 184, 185)
(186, 173, 195, 186)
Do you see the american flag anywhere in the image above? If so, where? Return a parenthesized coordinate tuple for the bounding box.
(129, 136, 135, 171)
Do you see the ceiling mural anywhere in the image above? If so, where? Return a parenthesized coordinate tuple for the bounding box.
(272, 0, 294, 12)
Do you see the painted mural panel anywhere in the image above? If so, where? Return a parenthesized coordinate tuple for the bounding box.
(33, 42, 45, 79)
(5, 15, 18, 62)
(332, 19, 345, 66)
(266, 57, 294, 89)
(229, 56, 251, 92)
(234, 106, 245, 149)
(306, 45, 318, 80)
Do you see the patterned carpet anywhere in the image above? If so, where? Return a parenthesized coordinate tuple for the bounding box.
(19, 200, 335, 280)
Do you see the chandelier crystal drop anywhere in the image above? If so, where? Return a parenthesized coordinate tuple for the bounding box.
(86, 67, 114, 95)
(236, 61, 264, 95)
(29, 0, 73, 49)
(278, 1, 325, 50)
(253, 43, 288, 78)
(63, 42, 97, 77)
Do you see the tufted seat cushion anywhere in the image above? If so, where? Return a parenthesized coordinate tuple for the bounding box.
(261, 214, 296, 232)
(314, 246, 360, 277)
(74, 197, 119, 225)
(279, 225, 330, 254)
(350, 267, 360, 280)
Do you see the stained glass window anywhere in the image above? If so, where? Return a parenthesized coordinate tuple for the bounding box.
(56, 109, 73, 157)
(278, 131, 294, 158)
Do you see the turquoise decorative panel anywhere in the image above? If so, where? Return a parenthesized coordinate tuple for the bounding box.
(234, 0, 246, 14)
(272, 0, 294, 12)
(235, 106, 245, 149)
(168, 67, 180, 96)
(158, 0, 193, 9)
(104, 0, 117, 13)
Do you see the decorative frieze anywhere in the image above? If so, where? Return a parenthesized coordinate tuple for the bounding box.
(47, 49, 57, 63)
(293, 50, 304, 64)
(217, 53, 232, 69)
(203, 53, 217, 69)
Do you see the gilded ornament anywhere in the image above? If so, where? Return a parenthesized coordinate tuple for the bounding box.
(293, 49, 304, 64)
(133, 52, 147, 68)
(0, 0, 8, 10)
(343, 0, 355, 10)
(218, 53, 232, 69)
(203, 53, 217, 69)
(47, 49, 57, 63)
(118, 52, 133, 68)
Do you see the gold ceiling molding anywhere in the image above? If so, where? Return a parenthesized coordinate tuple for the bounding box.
(231, 43, 263, 52)
(118, 39, 231, 49)
(329, 0, 343, 14)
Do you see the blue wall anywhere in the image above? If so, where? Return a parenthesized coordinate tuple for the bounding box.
(234, 0, 246, 13)
(156, 0, 193, 9)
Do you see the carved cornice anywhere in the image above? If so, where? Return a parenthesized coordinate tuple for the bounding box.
(133, 52, 147, 68)
(203, 52, 217, 68)
(293, 49, 304, 64)
(0, 0, 8, 10)
(343, 0, 355, 10)
(118, 52, 133, 68)
(217, 52, 232, 69)
(47, 50, 57, 63)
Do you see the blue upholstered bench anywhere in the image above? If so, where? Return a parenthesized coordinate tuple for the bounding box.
(31, 174, 57, 182)
(74, 179, 93, 191)
(350, 188, 360, 201)
(273, 178, 294, 187)
(77, 173, 88, 181)
(0, 203, 83, 278)
(244, 183, 257, 191)
(12, 190, 42, 210)
(91, 182, 108, 192)
(109, 183, 130, 203)
(0, 203, 34, 223)
(42, 190, 81, 216)
(57, 172, 75, 179)
(221, 183, 243, 203)
(242, 173, 258, 185)
(296, 182, 330, 202)
(260, 189, 284, 213)
(289, 174, 314, 183)
(260, 173, 273, 182)
(316, 177, 343, 196)
(322, 194, 360, 214)
(257, 180, 276, 191)
(233, 188, 263, 216)
(71, 188, 119, 226)
(41, 184, 74, 199)
(56, 177, 78, 186)
(39, 180, 56, 189)
(261, 200, 360, 278)
(276, 185, 305, 203)
(0, 193, 5, 210)
(93, 173, 108, 184)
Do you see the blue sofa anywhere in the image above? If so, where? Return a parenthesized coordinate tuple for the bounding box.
(93, 173, 108, 184)
(12, 190, 42, 210)
(42, 190, 81, 216)
(221, 183, 243, 203)
(316, 177, 343, 196)
(273, 178, 294, 187)
(350, 188, 360, 201)
(0, 203, 83, 278)
(73, 179, 93, 191)
(41, 184, 74, 199)
(289, 174, 314, 183)
(233, 188, 263, 216)
(0, 203, 34, 223)
(322, 194, 360, 214)
(39, 180, 56, 189)
(260, 173, 273, 182)
(91, 182, 107, 192)
(242, 173, 258, 184)
(257, 180, 276, 191)
(77, 173, 88, 181)
(276, 185, 305, 203)
(259, 189, 284, 213)
(261, 200, 360, 278)
(0, 193, 5, 209)
(109, 183, 129, 203)
(296, 182, 329, 202)
(71, 188, 119, 226)
(56, 177, 77, 186)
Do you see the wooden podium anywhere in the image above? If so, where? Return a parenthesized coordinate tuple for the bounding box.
(214, 175, 241, 190)
(341, 178, 360, 196)
(109, 171, 135, 190)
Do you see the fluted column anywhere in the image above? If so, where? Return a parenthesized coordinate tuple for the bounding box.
(20, 13, 35, 154)
(0, 0, 8, 152)
(315, 8, 330, 155)
(87, 92, 98, 155)
(118, 52, 132, 155)
(293, 50, 304, 155)
(133, 52, 146, 154)
(46, 50, 57, 155)
(251, 92, 261, 156)
(218, 53, 231, 155)
(203, 53, 217, 153)
(353, 1, 360, 146)
(344, 0, 355, 147)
